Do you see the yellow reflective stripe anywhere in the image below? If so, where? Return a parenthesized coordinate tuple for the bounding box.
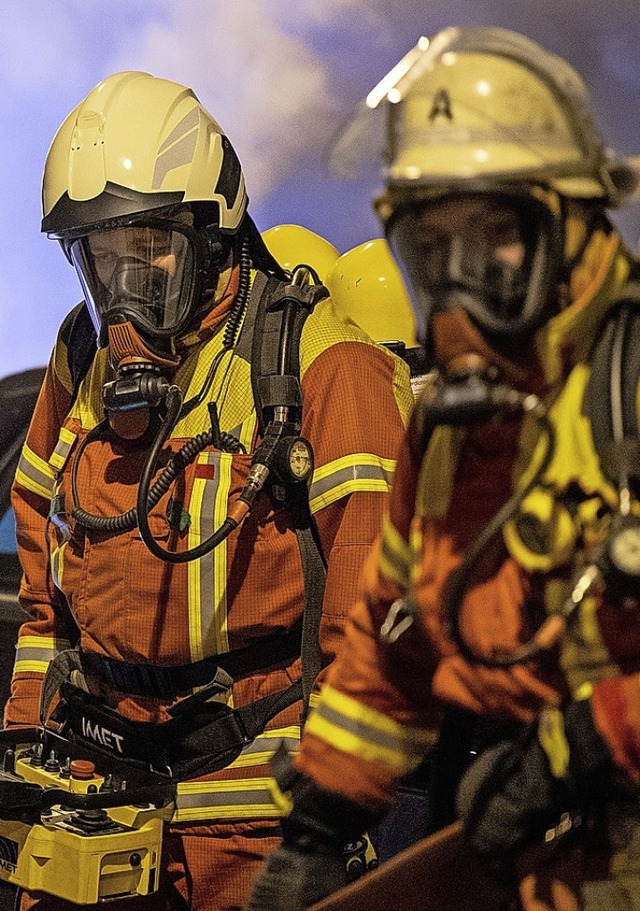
(305, 685, 435, 773)
(188, 452, 232, 663)
(13, 661, 51, 675)
(174, 776, 279, 822)
(15, 635, 73, 655)
(379, 514, 411, 587)
(172, 728, 302, 820)
(309, 454, 396, 513)
(14, 467, 50, 501)
(538, 706, 569, 779)
(306, 713, 419, 773)
(14, 634, 73, 676)
(15, 446, 56, 500)
(48, 427, 77, 471)
(50, 541, 68, 590)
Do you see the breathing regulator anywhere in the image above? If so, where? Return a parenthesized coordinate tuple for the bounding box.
(65, 263, 319, 565)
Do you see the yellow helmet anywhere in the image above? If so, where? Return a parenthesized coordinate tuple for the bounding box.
(326, 239, 418, 347)
(261, 225, 339, 283)
(369, 27, 637, 210)
(41, 70, 247, 237)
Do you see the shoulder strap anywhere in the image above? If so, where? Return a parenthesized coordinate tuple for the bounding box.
(584, 281, 640, 484)
(249, 273, 328, 435)
(242, 271, 330, 718)
(59, 302, 98, 402)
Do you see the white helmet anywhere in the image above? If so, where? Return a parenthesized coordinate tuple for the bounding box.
(334, 28, 637, 343)
(363, 27, 637, 207)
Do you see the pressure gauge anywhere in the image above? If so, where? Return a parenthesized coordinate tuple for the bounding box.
(287, 438, 313, 481)
(600, 514, 640, 600)
(609, 521, 640, 575)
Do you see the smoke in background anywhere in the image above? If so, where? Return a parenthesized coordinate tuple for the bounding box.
(1, 0, 639, 373)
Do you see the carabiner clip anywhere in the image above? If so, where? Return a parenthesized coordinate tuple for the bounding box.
(380, 597, 415, 644)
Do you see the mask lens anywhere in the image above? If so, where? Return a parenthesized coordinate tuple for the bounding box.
(69, 222, 198, 340)
(387, 193, 548, 337)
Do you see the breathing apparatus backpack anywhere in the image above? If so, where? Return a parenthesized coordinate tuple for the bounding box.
(582, 280, 640, 595)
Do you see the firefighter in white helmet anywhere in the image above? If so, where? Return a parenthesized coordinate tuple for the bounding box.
(245, 27, 640, 911)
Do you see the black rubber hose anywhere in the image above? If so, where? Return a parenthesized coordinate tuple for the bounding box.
(135, 387, 239, 563)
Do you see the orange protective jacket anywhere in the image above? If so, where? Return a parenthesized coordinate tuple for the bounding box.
(5, 268, 413, 830)
(295, 231, 640, 814)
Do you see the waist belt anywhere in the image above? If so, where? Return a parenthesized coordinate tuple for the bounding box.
(79, 625, 303, 698)
(59, 677, 302, 780)
(41, 651, 303, 781)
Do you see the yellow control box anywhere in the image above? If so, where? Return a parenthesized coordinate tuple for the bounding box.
(0, 744, 174, 904)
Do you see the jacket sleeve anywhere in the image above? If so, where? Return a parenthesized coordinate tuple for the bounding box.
(4, 332, 81, 727)
(300, 332, 413, 688)
(295, 526, 442, 810)
(297, 337, 438, 808)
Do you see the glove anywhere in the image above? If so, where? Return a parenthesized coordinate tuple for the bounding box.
(245, 842, 349, 911)
(245, 749, 382, 911)
(455, 700, 613, 875)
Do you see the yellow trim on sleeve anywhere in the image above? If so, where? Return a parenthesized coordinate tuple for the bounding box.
(16, 636, 68, 650)
(320, 685, 425, 741)
(13, 661, 50, 675)
(309, 454, 396, 513)
(305, 685, 435, 772)
(305, 711, 420, 773)
(14, 468, 51, 501)
(311, 454, 396, 484)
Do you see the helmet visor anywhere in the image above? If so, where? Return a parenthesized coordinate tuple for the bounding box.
(67, 219, 201, 343)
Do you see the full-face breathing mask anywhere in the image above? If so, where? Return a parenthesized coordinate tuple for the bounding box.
(387, 190, 561, 344)
(65, 213, 215, 438)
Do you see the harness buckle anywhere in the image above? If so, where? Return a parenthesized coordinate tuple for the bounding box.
(380, 598, 415, 644)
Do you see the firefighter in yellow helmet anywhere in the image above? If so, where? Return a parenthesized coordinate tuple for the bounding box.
(325, 239, 431, 397)
(5, 71, 413, 910)
(245, 28, 640, 911)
